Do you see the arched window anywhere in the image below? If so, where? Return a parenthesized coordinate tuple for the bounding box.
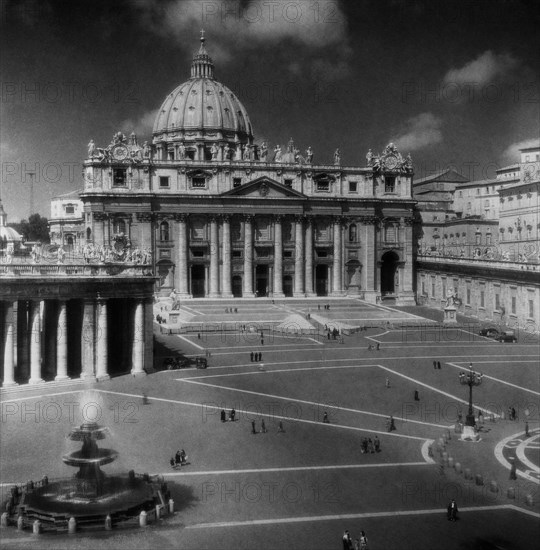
(349, 224, 357, 242)
(160, 221, 170, 241)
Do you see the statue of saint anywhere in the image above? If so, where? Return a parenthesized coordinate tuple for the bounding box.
(334, 148, 341, 165)
(223, 144, 231, 160)
(143, 141, 150, 158)
(57, 245, 66, 264)
(88, 140, 96, 158)
(260, 141, 268, 160)
(306, 146, 313, 163)
(179, 143, 186, 160)
(211, 143, 219, 160)
(274, 145, 282, 162)
(366, 149, 373, 166)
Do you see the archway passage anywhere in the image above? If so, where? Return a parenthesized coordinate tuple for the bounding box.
(191, 265, 206, 297)
(315, 264, 329, 296)
(283, 275, 293, 297)
(381, 251, 399, 294)
(232, 275, 242, 297)
(255, 264, 269, 297)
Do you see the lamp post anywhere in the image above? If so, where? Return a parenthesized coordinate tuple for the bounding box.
(459, 362, 483, 427)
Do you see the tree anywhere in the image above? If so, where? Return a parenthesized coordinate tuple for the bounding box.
(12, 213, 50, 243)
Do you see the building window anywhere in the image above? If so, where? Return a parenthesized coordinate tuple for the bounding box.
(113, 168, 127, 186)
(159, 176, 170, 188)
(349, 181, 357, 193)
(431, 277, 435, 297)
(233, 178, 242, 188)
(65, 204, 75, 214)
(232, 250, 242, 258)
(284, 179, 293, 187)
(529, 298, 535, 318)
(384, 176, 395, 193)
(466, 288, 471, 305)
(192, 249, 205, 258)
(495, 293, 500, 311)
(480, 290, 485, 308)
(475, 233, 481, 245)
(160, 221, 170, 241)
(316, 180, 330, 191)
(284, 250, 293, 258)
(486, 233, 492, 245)
(349, 224, 357, 242)
(192, 176, 206, 188)
(113, 219, 126, 235)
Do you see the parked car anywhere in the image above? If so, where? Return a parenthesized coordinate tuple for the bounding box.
(496, 331, 517, 343)
(478, 327, 499, 338)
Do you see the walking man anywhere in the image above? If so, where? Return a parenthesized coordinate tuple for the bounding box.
(323, 411, 330, 423)
(385, 377, 390, 389)
(414, 390, 420, 401)
(250, 351, 254, 362)
(251, 420, 257, 434)
(437, 361, 441, 369)
(261, 419, 267, 433)
(433, 360, 437, 369)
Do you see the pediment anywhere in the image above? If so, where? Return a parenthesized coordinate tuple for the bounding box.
(221, 176, 306, 198)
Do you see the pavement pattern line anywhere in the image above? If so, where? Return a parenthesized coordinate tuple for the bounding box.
(174, 334, 206, 350)
(494, 430, 540, 484)
(95, 389, 431, 442)
(180, 377, 450, 429)
(185, 504, 540, 529)
(446, 362, 540, 396)
(155, 461, 431, 477)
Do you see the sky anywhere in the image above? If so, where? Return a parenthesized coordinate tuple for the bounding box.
(0, 0, 539, 221)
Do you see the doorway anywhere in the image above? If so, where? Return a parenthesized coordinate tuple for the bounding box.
(315, 264, 329, 296)
(191, 264, 206, 297)
(255, 264, 269, 297)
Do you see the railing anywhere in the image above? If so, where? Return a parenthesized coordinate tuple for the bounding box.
(0, 263, 154, 277)
(417, 254, 540, 271)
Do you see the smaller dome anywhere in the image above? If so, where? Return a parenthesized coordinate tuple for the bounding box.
(0, 200, 22, 243)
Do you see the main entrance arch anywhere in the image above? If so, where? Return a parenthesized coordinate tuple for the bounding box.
(381, 251, 399, 294)
(191, 264, 206, 297)
(315, 264, 329, 296)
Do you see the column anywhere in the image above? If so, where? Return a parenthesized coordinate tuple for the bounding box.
(243, 215, 255, 297)
(304, 218, 315, 296)
(176, 214, 190, 298)
(80, 299, 96, 380)
(131, 300, 146, 376)
(222, 215, 233, 298)
(332, 217, 343, 295)
(96, 299, 109, 380)
(18, 301, 29, 382)
(294, 216, 304, 296)
(29, 301, 43, 384)
(362, 217, 378, 302)
(273, 215, 284, 297)
(209, 217, 220, 297)
(55, 300, 69, 381)
(3, 301, 17, 386)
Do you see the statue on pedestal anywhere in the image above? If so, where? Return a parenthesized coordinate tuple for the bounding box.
(260, 142, 268, 161)
(142, 141, 150, 158)
(274, 145, 282, 162)
(210, 143, 219, 160)
(366, 149, 373, 166)
(179, 143, 186, 160)
(223, 143, 231, 160)
(88, 140, 96, 158)
(306, 146, 313, 164)
(334, 148, 341, 165)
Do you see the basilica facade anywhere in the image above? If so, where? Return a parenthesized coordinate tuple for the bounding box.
(82, 35, 416, 305)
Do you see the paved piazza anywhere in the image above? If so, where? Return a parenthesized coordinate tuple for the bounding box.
(1, 299, 539, 549)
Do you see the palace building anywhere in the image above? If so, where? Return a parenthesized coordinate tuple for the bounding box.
(82, 35, 416, 305)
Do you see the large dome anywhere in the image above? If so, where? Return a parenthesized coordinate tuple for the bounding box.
(153, 34, 254, 149)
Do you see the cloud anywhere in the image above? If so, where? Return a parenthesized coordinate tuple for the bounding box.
(119, 109, 159, 136)
(503, 138, 540, 161)
(135, 0, 349, 61)
(393, 112, 443, 152)
(443, 50, 519, 86)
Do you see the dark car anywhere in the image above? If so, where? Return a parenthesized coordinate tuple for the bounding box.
(496, 331, 517, 343)
(478, 327, 499, 338)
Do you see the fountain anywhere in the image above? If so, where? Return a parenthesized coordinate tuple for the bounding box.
(7, 418, 165, 531)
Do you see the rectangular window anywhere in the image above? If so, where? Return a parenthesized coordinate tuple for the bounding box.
(495, 294, 500, 311)
(349, 181, 358, 193)
(384, 176, 395, 193)
(65, 205, 75, 214)
(159, 176, 170, 188)
(192, 250, 205, 258)
(284, 250, 293, 258)
(317, 249, 328, 258)
(480, 291, 485, 308)
(529, 299, 535, 318)
(233, 178, 242, 188)
(192, 177, 206, 188)
(442, 278, 447, 300)
(232, 250, 242, 259)
(431, 277, 435, 297)
(511, 296, 516, 314)
(113, 168, 127, 186)
(466, 288, 471, 305)
(316, 180, 329, 191)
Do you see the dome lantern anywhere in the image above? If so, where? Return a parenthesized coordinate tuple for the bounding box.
(191, 30, 215, 79)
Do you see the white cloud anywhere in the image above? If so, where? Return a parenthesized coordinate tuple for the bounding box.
(503, 138, 540, 161)
(119, 109, 159, 136)
(393, 112, 443, 152)
(443, 50, 519, 86)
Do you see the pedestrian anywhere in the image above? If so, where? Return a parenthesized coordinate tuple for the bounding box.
(511, 407, 516, 421)
(250, 351, 254, 362)
(437, 361, 441, 369)
(221, 409, 226, 422)
(359, 530, 368, 549)
(447, 499, 458, 521)
(509, 458, 517, 480)
(261, 419, 267, 433)
(367, 438, 375, 453)
(318, 304, 320, 310)
(170, 457, 175, 468)
(327, 332, 331, 340)
(414, 390, 419, 401)
(197, 332, 201, 340)
(142, 392, 149, 405)
(278, 421, 285, 433)
(261, 338, 264, 346)
(251, 420, 257, 434)
(259, 352, 263, 361)
(175, 450, 181, 465)
(367, 344, 372, 350)
(385, 377, 390, 389)
(374, 435, 380, 452)
(526, 421, 530, 437)
(433, 360, 437, 369)
(323, 411, 330, 423)
(387, 415, 396, 432)
(230, 409, 236, 422)
(342, 530, 352, 550)
(376, 343, 380, 351)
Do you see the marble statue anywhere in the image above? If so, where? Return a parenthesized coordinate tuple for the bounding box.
(260, 141, 268, 161)
(334, 148, 341, 165)
(88, 140, 96, 158)
(211, 143, 219, 160)
(274, 145, 282, 162)
(179, 143, 186, 160)
(306, 146, 313, 163)
(366, 149, 373, 166)
(143, 141, 150, 158)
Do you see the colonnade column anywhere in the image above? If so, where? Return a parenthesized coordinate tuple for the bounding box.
(29, 300, 43, 384)
(55, 300, 69, 381)
(131, 300, 146, 376)
(221, 215, 233, 298)
(273, 215, 284, 297)
(3, 301, 17, 386)
(362, 217, 378, 302)
(96, 298, 109, 380)
(402, 218, 414, 292)
(81, 299, 96, 380)
(332, 217, 343, 295)
(304, 218, 315, 296)
(243, 215, 255, 297)
(209, 217, 220, 297)
(176, 214, 190, 298)
(294, 216, 304, 296)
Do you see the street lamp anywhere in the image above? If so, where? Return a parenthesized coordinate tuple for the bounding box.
(459, 362, 483, 428)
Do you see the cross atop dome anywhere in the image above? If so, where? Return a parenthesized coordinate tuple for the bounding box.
(191, 30, 214, 78)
